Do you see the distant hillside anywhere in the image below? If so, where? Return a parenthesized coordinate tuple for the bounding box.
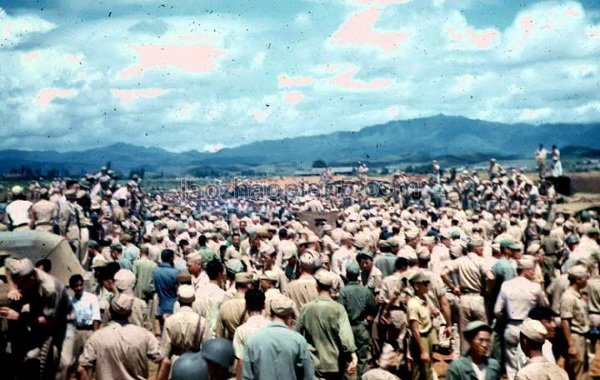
(1, 115, 599, 176)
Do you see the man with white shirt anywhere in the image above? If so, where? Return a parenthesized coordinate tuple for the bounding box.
(495, 257, 549, 380)
(5, 186, 32, 231)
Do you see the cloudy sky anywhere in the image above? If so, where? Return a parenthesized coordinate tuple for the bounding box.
(1, 0, 599, 152)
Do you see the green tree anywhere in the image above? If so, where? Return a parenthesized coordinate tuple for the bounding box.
(312, 159, 327, 168)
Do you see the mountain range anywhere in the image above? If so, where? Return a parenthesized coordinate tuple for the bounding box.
(2, 115, 599, 176)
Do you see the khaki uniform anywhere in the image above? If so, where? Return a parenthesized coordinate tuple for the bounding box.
(192, 283, 226, 335)
(515, 356, 568, 380)
(560, 287, 590, 380)
(79, 322, 162, 380)
(161, 306, 212, 357)
(444, 252, 489, 353)
(30, 199, 58, 232)
(215, 293, 247, 339)
(232, 314, 271, 359)
(407, 295, 436, 380)
(285, 274, 319, 311)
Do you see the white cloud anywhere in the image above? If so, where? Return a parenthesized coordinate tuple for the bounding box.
(0, 8, 56, 49)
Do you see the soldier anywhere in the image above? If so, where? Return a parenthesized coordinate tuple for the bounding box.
(1, 258, 73, 379)
(29, 188, 58, 233)
(441, 239, 495, 353)
(193, 259, 226, 335)
(535, 144, 547, 178)
(4, 186, 32, 232)
(233, 289, 271, 379)
(285, 253, 319, 311)
(357, 250, 383, 294)
(296, 270, 358, 379)
(407, 271, 436, 380)
(156, 285, 212, 380)
(77, 293, 163, 380)
(114, 269, 151, 330)
(216, 272, 253, 339)
(200, 338, 236, 380)
(374, 239, 398, 277)
(494, 257, 549, 379)
(339, 261, 378, 379)
(446, 321, 501, 380)
(243, 297, 314, 380)
(560, 265, 590, 380)
(171, 352, 209, 380)
(132, 245, 157, 302)
(515, 319, 568, 380)
(69, 274, 101, 365)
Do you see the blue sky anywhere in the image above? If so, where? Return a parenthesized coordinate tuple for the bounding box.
(1, 0, 599, 152)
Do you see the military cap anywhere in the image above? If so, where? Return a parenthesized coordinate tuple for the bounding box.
(404, 229, 420, 241)
(463, 321, 492, 340)
(186, 251, 202, 263)
(467, 238, 484, 248)
(353, 234, 370, 249)
(110, 243, 123, 251)
(260, 270, 279, 282)
(500, 239, 521, 251)
(587, 227, 600, 236)
(386, 237, 400, 247)
(356, 251, 374, 261)
(259, 243, 276, 256)
(235, 272, 254, 285)
(91, 255, 108, 269)
(417, 246, 431, 261)
(438, 231, 451, 240)
(11, 185, 23, 195)
(270, 297, 295, 317)
(110, 293, 135, 316)
(0, 250, 10, 257)
(421, 236, 436, 245)
(176, 271, 192, 284)
(517, 257, 536, 270)
(120, 233, 132, 242)
(567, 265, 589, 279)
(88, 240, 99, 249)
(5, 258, 34, 276)
(564, 221, 574, 230)
(346, 261, 360, 275)
(519, 318, 547, 343)
(225, 259, 244, 274)
(314, 270, 335, 286)
(114, 269, 136, 291)
(299, 253, 316, 269)
(409, 271, 430, 284)
(178, 285, 196, 303)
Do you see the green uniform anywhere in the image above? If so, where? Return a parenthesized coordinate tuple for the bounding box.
(199, 246, 220, 264)
(446, 355, 502, 380)
(243, 322, 315, 380)
(133, 257, 157, 300)
(339, 281, 378, 378)
(296, 297, 357, 378)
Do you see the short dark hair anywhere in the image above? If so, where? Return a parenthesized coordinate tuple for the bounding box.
(245, 289, 265, 312)
(528, 306, 554, 321)
(395, 257, 408, 270)
(161, 249, 175, 264)
(198, 235, 207, 246)
(35, 258, 52, 273)
(278, 229, 288, 238)
(69, 274, 84, 287)
(205, 259, 224, 280)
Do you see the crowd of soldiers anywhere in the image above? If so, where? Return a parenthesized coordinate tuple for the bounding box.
(0, 155, 598, 380)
